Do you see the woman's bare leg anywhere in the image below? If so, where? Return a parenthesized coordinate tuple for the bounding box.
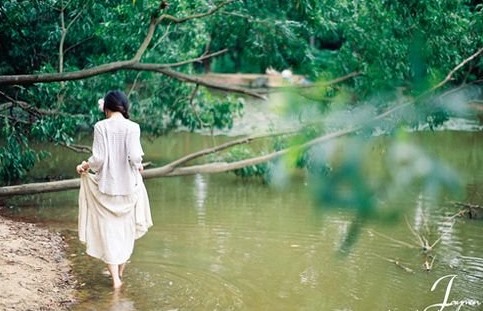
(119, 263, 126, 279)
(107, 264, 123, 289)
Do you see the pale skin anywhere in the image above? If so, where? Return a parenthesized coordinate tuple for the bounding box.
(107, 264, 124, 289)
(76, 109, 142, 289)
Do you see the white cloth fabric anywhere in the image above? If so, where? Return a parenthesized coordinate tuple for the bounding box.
(88, 115, 144, 196)
(78, 173, 152, 265)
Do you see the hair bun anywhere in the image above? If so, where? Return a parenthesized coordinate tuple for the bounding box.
(103, 90, 130, 119)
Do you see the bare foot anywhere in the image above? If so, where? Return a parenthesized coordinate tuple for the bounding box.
(112, 278, 123, 289)
(107, 264, 123, 289)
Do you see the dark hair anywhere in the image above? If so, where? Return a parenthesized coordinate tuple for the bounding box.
(104, 90, 130, 119)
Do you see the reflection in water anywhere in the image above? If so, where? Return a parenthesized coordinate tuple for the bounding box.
(299, 265, 319, 288)
(460, 255, 483, 283)
(194, 173, 207, 226)
(412, 193, 458, 250)
(110, 290, 136, 311)
(413, 193, 429, 231)
(411, 194, 461, 269)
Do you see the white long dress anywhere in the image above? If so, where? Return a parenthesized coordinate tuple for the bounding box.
(78, 115, 152, 265)
(78, 173, 152, 264)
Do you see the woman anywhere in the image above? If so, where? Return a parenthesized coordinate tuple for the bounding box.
(76, 90, 152, 289)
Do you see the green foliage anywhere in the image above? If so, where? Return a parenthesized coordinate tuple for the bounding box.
(208, 0, 316, 73)
(223, 128, 327, 182)
(0, 0, 58, 74)
(272, 131, 463, 220)
(0, 0, 482, 186)
(132, 77, 245, 134)
(325, 0, 482, 94)
(0, 0, 244, 184)
(0, 121, 48, 185)
(195, 92, 244, 132)
(224, 146, 269, 180)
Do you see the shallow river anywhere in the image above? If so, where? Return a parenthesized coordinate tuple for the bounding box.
(3, 129, 483, 311)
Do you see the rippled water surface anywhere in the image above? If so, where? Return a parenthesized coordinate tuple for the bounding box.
(3, 130, 483, 311)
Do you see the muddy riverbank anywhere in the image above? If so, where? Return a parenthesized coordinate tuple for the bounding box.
(0, 215, 76, 311)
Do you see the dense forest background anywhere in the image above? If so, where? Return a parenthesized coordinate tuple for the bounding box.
(0, 0, 482, 198)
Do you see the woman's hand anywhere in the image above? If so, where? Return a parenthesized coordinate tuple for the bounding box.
(76, 161, 89, 174)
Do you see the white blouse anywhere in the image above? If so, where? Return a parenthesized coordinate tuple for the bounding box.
(88, 115, 144, 195)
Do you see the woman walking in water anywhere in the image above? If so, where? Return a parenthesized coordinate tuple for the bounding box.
(76, 90, 152, 289)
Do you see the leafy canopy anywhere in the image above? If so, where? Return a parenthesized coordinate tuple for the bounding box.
(0, 0, 482, 187)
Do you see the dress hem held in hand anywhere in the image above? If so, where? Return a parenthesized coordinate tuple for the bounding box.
(78, 173, 153, 265)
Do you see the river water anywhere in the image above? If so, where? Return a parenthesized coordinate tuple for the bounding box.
(2, 126, 483, 310)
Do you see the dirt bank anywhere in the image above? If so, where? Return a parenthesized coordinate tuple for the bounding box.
(0, 215, 76, 310)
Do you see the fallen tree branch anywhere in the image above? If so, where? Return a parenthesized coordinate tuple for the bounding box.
(1, 47, 481, 197)
(0, 178, 82, 197)
(0, 91, 63, 116)
(428, 48, 483, 93)
(0, 59, 266, 100)
(452, 201, 482, 209)
(160, 128, 300, 170)
(368, 230, 420, 249)
(0, 119, 367, 196)
(0, 1, 246, 97)
(374, 254, 415, 274)
(451, 201, 483, 219)
(405, 216, 426, 250)
(423, 255, 436, 272)
(60, 143, 92, 154)
(130, 65, 266, 99)
(0, 60, 137, 84)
